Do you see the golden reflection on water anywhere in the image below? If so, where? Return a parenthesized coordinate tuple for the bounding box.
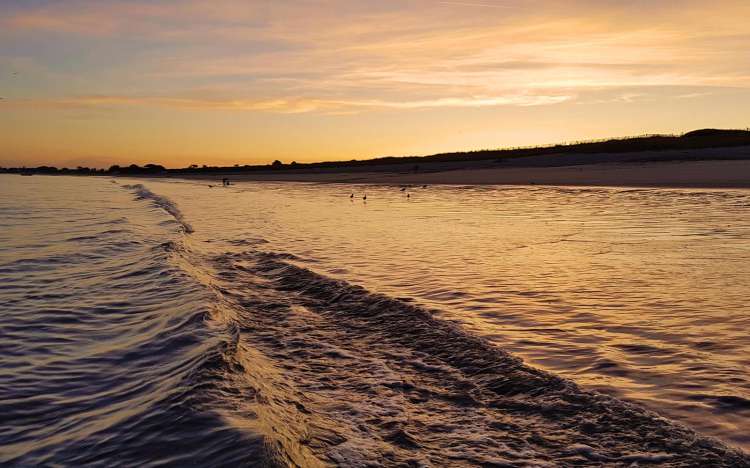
(138, 179, 750, 448)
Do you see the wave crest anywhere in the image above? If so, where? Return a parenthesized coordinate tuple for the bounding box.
(202, 248, 749, 466)
(123, 184, 194, 233)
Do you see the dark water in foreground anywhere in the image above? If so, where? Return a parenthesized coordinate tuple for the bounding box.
(0, 175, 748, 466)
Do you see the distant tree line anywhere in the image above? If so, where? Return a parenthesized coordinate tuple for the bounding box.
(2, 128, 749, 176)
(0, 163, 167, 175)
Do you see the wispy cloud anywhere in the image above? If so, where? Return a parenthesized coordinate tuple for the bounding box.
(2, 0, 750, 166)
(3, 0, 750, 101)
(5, 93, 572, 113)
(438, 1, 512, 8)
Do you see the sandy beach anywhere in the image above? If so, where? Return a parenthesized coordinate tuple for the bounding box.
(168, 146, 750, 188)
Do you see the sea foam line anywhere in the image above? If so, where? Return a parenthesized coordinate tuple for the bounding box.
(204, 249, 750, 465)
(122, 184, 194, 234)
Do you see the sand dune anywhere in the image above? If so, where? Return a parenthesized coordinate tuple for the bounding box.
(174, 146, 750, 188)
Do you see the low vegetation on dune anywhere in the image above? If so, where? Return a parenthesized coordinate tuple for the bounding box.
(3, 128, 750, 176)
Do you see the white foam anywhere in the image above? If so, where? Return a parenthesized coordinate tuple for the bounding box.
(123, 184, 194, 233)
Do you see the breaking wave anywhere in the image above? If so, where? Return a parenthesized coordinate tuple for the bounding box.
(200, 248, 749, 466)
(123, 184, 194, 233)
(119, 184, 750, 465)
(3, 180, 748, 466)
(0, 182, 266, 466)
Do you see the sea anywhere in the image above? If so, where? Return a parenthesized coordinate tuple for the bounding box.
(1, 174, 749, 466)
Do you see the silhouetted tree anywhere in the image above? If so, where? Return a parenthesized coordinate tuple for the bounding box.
(144, 164, 166, 173)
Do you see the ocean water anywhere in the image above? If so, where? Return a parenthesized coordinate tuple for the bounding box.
(1, 174, 749, 466)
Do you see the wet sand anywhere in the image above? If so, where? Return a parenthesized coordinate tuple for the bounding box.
(172, 147, 750, 188)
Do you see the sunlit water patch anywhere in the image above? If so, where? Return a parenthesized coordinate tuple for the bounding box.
(0, 176, 268, 465)
(143, 178, 750, 452)
(1, 174, 749, 466)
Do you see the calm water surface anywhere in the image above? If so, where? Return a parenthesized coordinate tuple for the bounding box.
(1, 174, 748, 465)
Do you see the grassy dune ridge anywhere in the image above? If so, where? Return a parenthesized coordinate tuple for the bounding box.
(2, 128, 750, 175)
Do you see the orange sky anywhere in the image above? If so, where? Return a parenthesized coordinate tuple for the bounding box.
(1, 0, 749, 168)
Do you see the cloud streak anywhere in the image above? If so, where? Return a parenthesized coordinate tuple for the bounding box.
(5, 93, 572, 113)
(2, 0, 750, 166)
(3, 0, 750, 102)
(438, 1, 512, 8)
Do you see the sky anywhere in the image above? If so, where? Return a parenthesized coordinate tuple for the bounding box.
(1, 0, 749, 168)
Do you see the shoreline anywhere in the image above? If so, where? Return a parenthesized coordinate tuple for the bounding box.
(167, 158, 750, 189)
(10, 146, 750, 189)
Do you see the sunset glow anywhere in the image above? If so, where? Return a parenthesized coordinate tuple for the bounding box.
(2, 0, 749, 168)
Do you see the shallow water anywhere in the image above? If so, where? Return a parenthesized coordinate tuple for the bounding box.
(1, 174, 749, 466)
(0, 176, 268, 465)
